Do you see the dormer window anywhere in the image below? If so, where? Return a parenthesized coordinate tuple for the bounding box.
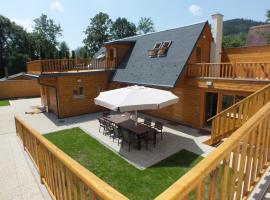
(157, 41, 172, 57)
(148, 42, 162, 58)
(148, 41, 172, 58)
(153, 42, 162, 49)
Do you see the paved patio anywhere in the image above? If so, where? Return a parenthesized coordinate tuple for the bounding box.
(2, 97, 270, 199)
(12, 98, 215, 169)
(0, 99, 51, 200)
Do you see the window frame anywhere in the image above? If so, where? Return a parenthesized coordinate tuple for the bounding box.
(73, 86, 85, 99)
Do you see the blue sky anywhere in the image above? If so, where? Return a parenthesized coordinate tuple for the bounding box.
(1, 0, 269, 50)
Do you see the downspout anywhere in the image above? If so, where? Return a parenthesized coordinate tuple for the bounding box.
(38, 78, 60, 119)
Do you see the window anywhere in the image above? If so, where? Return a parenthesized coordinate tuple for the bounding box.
(73, 86, 84, 98)
(161, 41, 172, 48)
(235, 95, 245, 103)
(222, 95, 234, 110)
(158, 41, 172, 57)
(148, 41, 172, 58)
(153, 42, 162, 49)
(109, 48, 116, 61)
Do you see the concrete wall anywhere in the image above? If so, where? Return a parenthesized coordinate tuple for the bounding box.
(0, 80, 40, 99)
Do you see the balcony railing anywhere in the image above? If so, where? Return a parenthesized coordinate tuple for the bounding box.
(208, 83, 270, 145)
(156, 100, 270, 200)
(27, 58, 117, 74)
(15, 115, 128, 200)
(187, 62, 270, 80)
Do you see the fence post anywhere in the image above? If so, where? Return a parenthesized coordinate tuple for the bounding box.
(37, 142, 45, 184)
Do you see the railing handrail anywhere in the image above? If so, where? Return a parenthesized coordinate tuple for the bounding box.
(155, 101, 270, 200)
(207, 83, 270, 122)
(27, 58, 117, 74)
(189, 62, 270, 65)
(15, 115, 128, 200)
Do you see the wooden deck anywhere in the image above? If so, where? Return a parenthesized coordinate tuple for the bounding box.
(27, 58, 117, 75)
(187, 62, 270, 80)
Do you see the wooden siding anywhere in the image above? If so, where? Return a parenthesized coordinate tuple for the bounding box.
(188, 24, 212, 64)
(57, 73, 110, 118)
(186, 78, 267, 93)
(222, 45, 270, 62)
(0, 80, 40, 99)
(105, 43, 133, 67)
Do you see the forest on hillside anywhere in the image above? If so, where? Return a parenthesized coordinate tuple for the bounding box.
(222, 18, 267, 48)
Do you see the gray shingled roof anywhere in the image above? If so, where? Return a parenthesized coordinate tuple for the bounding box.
(110, 21, 208, 88)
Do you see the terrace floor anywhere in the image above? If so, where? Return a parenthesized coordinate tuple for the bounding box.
(0, 99, 51, 200)
(1, 97, 270, 199)
(13, 98, 214, 169)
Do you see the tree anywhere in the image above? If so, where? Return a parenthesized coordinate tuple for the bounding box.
(222, 33, 246, 48)
(75, 46, 88, 59)
(110, 17, 137, 40)
(264, 9, 270, 44)
(0, 15, 30, 77)
(58, 41, 70, 58)
(266, 10, 270, 23)
(83, 12, 112, 57)
(32, 14, 62, 59)
(137, 17, 155, 34)
(71, 50, 76, 59)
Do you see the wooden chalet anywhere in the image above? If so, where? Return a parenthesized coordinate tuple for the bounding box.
(27, 14, 270, 131)
(18, 13, 270, 199)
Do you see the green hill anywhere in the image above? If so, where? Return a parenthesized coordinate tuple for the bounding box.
(222, 18, 266, 48)
(223, 18, 266, 36)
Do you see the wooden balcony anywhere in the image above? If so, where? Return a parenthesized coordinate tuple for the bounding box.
(187, 62, 270, 80)
(27, 58, 117, 74)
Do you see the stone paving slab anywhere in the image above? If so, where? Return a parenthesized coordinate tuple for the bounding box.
(0, 100, 51, 200)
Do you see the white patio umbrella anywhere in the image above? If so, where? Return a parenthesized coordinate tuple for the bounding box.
(94, 85, 179, 123)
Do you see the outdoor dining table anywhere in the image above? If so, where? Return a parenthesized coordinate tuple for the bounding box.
(119, 119, 156, 150)
(103, 113, 130, 124)
(104, 114, 156, 150)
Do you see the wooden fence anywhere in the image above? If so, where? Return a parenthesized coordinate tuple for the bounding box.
(27, 58, 117, 74)
(208, 83, 270, 145)
(0, 80, 40, 99)
(187, 62, 270, 80)
(15, 115, 128, 200)
(155, 101, 270, 200)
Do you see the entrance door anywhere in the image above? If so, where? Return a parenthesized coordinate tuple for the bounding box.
(204, 92, 218, 127)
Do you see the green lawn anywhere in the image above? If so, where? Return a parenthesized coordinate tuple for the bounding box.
(45, 128, 202, 200)
(0, 100, 10, 106)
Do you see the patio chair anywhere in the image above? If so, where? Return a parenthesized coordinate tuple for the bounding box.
(102, 111, 110, 117)
(104, 120, 114, 136)
(112, 125, 123, 145)
(154, 121, 164, 140)
(143, 117, 152, 127)
(122, 128, 136, 152)
(98, 117, 106, 133)
(146, 129, 157, 148)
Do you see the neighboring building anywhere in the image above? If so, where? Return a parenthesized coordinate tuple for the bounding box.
(246, 24, 270, 46)
(26, 14, 270, 129)
(0, 72, 38, 81)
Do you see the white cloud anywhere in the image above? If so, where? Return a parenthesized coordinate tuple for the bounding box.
(12, 18, 33, 32)
(50, 0, 64, 12)
(189, 4, 202, 16)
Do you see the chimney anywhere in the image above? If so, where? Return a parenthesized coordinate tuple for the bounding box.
(4, 67, 8, 79)
(210, 13, 223, 63)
